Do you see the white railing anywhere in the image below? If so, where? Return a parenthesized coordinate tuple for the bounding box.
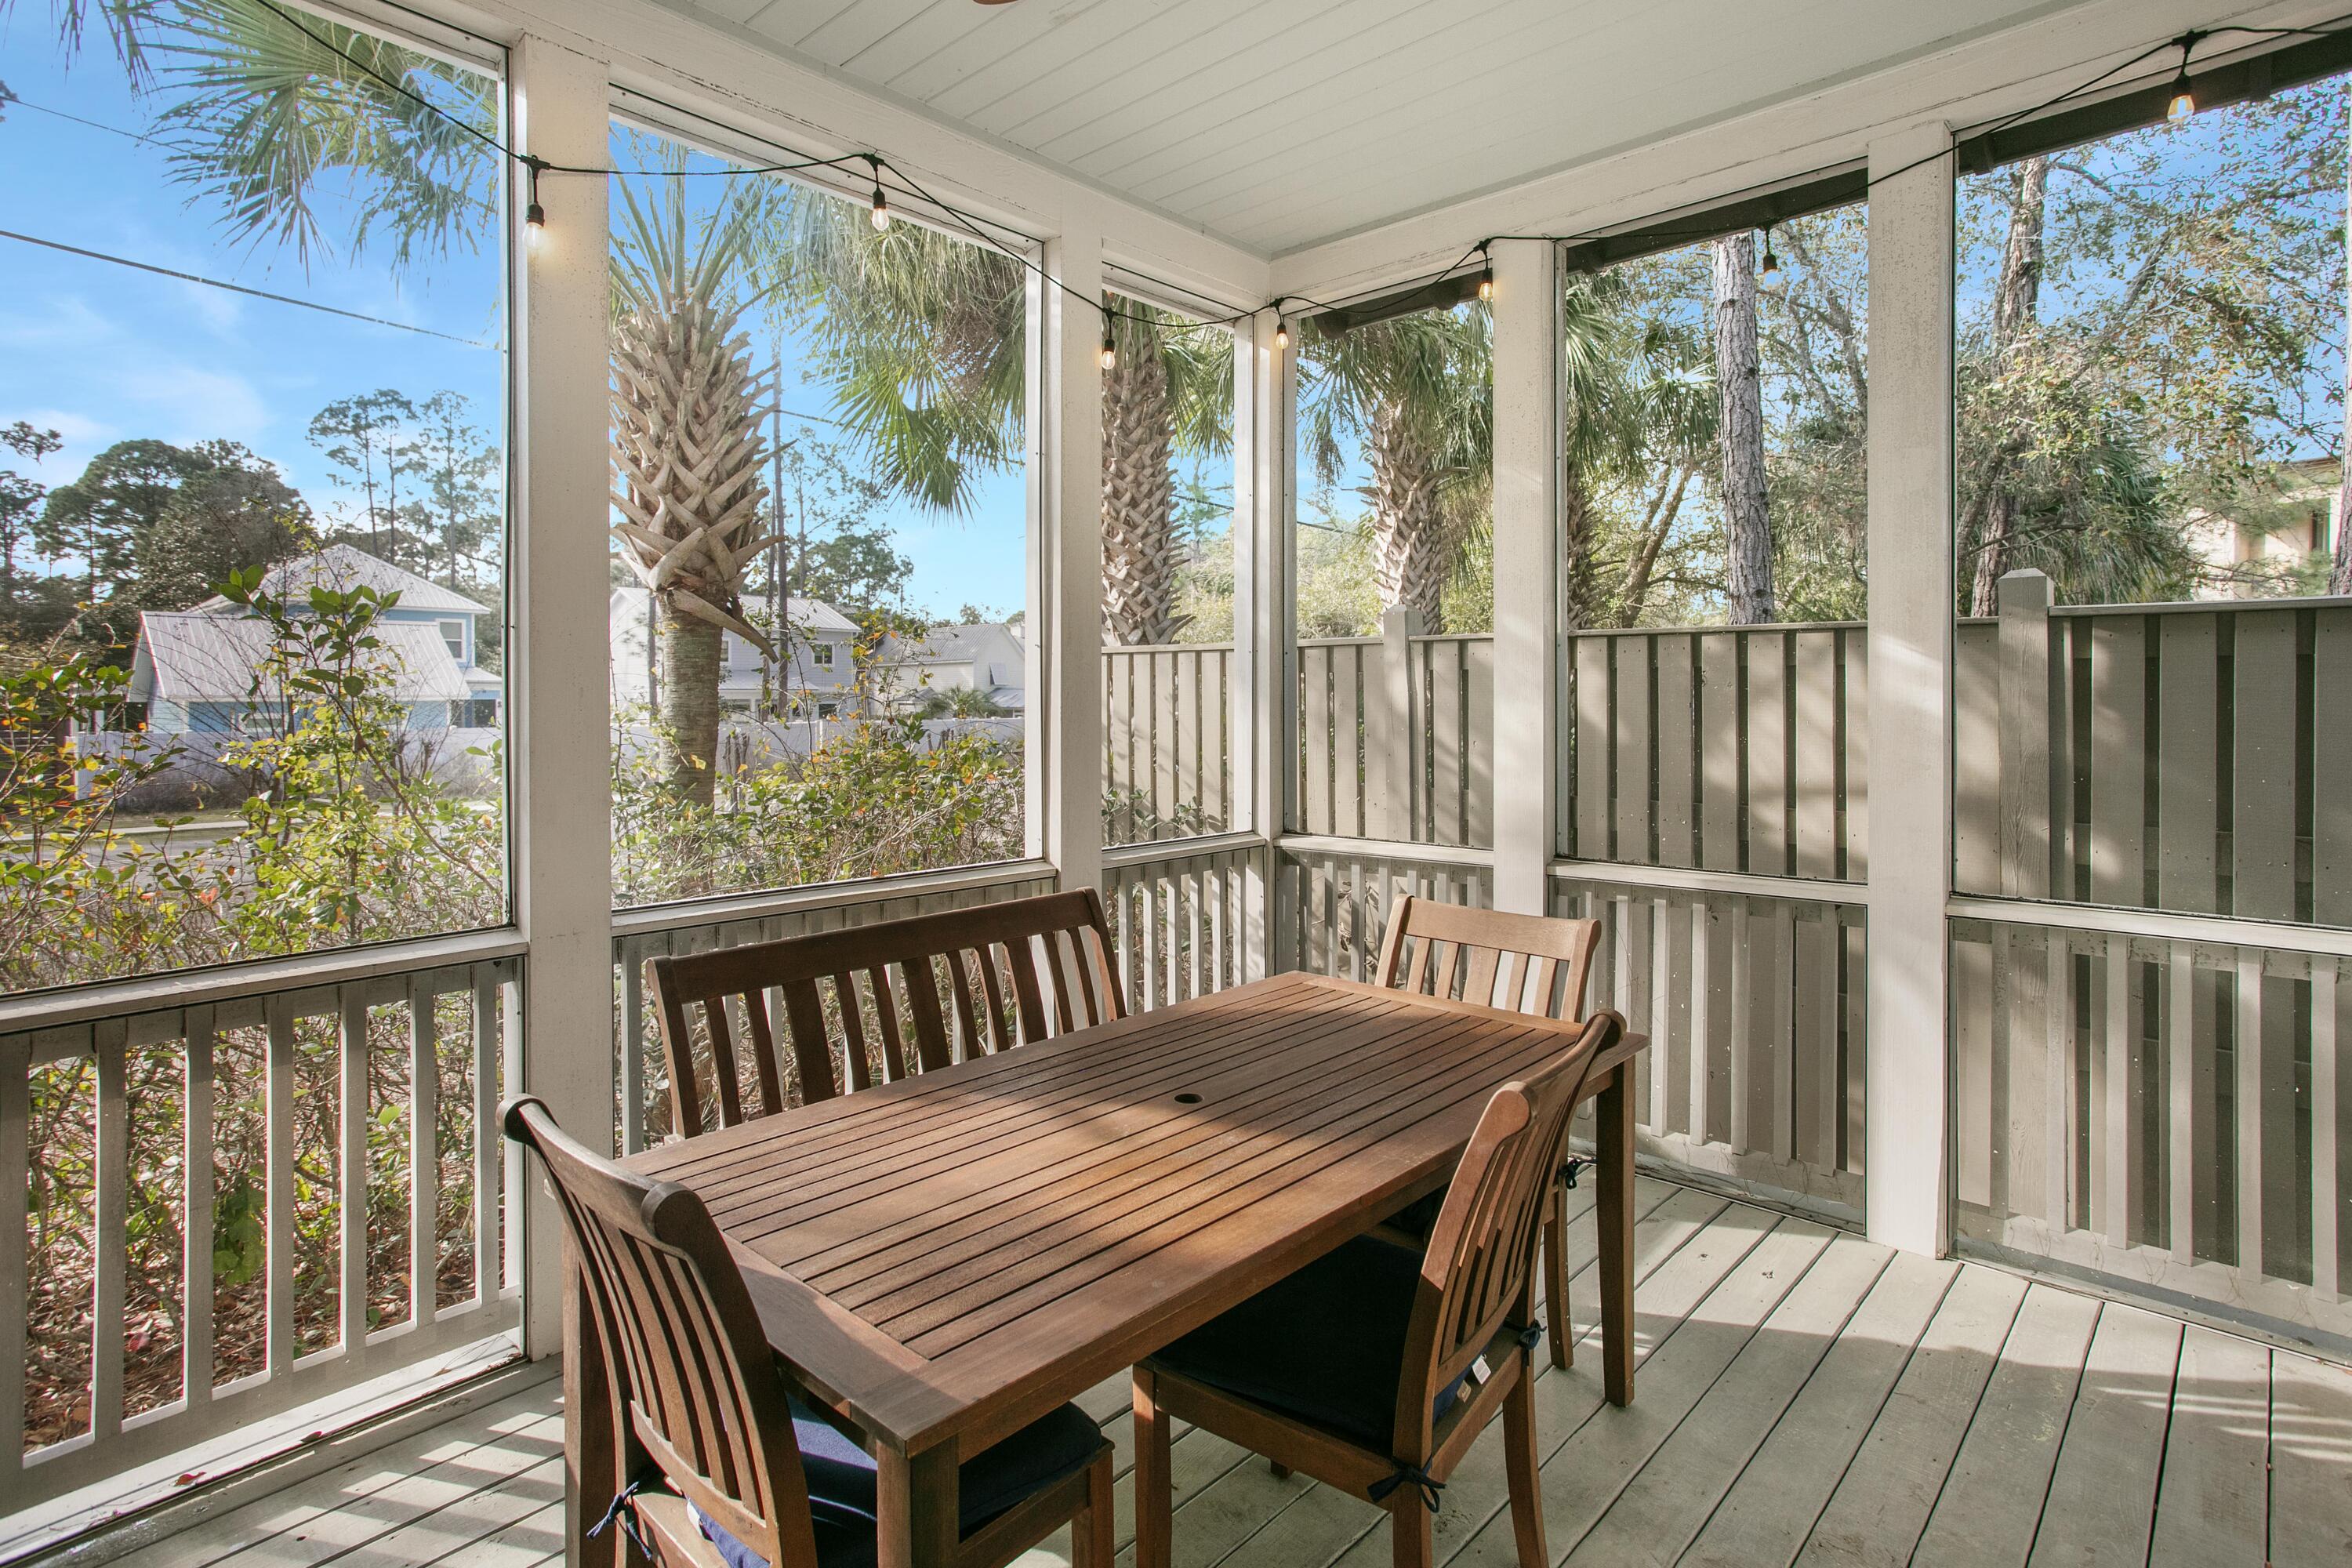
(1561, 622, 1867, 882)
(1295, 616, 1494, 848)
(1276, 836, 1497, 981)
(1102, 833, 1268, 1011)
(0, 941, 524, 1512)
(1951, 911, 2348, 1344)
(611, 862, 1058, 1153)
(1554, 871, 1865, 1221)
(1955, 575, 2352, 923)
(1103, 644, 1233, 846)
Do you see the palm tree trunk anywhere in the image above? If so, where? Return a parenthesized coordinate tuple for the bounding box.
(1368, 397, 1447, 633)
(1972, 154, 2051, 615)
(658, 608, 724, 805)
(1101, 335, 1182, 644)
(1559, 463, 1601, 633)
(1713, 233, 1773, 624)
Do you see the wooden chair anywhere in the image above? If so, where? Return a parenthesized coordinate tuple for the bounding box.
(1131, 1011, 1623, 1568)
(1373, 895, 1602, 1372)
(504, 1094, 1114, 1568)
(648, 889, 1124, 1138)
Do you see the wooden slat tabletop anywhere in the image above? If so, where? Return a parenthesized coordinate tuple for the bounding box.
(626, 971, 1641, 1461)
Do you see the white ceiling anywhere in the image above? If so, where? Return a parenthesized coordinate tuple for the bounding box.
(656, 0, 2082, 256)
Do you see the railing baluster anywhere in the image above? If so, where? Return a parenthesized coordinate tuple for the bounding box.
(1160, 867, 1180, 1007)
(185, 1007, 216, 1413)
(2314, 958, 2339, 1299)
(265, 993, 295, 1377)
(473, 965, 500, 1308)
(2236, 948, 2264, 1274)
(621, 935, 648, 1154)
(0, 1033, 27, 1472)
(92, 1020, 129, 1443)
(410, 977, 438, 1328)
(339, 989, 368, 1356)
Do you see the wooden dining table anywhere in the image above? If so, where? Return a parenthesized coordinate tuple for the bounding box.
(572, 969, 1649, 1568)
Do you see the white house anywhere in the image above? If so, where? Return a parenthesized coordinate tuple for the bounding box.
(127, 544, 499, 733)
(2182, 455, 2340, 599)
(608, 586, 862, 717)
(879, 621, 1027, 713)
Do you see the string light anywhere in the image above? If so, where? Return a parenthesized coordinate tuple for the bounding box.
(248, 0, 2339, 343)
(1099, 326, 1117, 371)
(1477, 266, 1494, 303)
(2167, 33, 2203, 122)
(1757, 225, 1784, 294)
(521, 155, 546, 249)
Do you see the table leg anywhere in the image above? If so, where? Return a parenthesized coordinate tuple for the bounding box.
(566, 1255, 624, 1568)
(877, 1443, 959, 1568)
(1595, 1061, 1635, 1406)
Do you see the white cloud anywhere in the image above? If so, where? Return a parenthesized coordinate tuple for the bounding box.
(0, 293, 120, 349)
(112, 361, 270, 446)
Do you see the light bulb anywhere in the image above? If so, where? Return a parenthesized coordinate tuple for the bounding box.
(2167, 68, 2196, 123)
(1100, 332, 1117, 372)
(1758, 247, 1784, 293)
(524, 201, 546, 249)
(1273, 319, 1289, 352)
(1477, 268, 1494, 303)
(870, 182, 891, 231)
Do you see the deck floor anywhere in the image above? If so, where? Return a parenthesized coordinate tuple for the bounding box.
(103, 1178, 2352, 1568)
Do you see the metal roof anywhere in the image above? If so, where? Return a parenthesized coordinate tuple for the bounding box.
(193, 543, 492, 617)
(130, 612, 474, 706)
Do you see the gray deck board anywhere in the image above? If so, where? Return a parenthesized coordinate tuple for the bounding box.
(111, 1189, 2352, 1568)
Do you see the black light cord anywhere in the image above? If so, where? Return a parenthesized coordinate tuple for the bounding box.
(235, 0, 2352, 339)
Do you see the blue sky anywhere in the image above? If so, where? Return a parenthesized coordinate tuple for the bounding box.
(0, 10, 1035, 625)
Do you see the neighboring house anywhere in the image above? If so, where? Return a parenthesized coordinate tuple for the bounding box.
(2183, 456, 2339, 599)
(127, 544, 499, 734)
(608, 587, 861, 718)
(880, 621, 1027, 713)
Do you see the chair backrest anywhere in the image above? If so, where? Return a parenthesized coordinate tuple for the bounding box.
(503, 1094, 819, 1568)
(649, 888, 1125, 1137)
(1392, 1009, 1623, 1461)
(1374, 896, 1601, 1022)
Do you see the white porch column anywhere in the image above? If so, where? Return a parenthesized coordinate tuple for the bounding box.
(1864, 121, 1956, 1256)
(1036, 227, 1105, 893)
(508, 33, 612, 1345)
(1487, 239, 1561, 915)
(1230, 311, 1283, 978)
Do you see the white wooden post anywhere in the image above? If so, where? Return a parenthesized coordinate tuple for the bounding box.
(1488, 238, 1560, 915)
(1035, 227, 1105, 895)
(1232, 311, 1284, 978)
(509, 33, 613, 1341)
(1864, 121, 1956, 1257)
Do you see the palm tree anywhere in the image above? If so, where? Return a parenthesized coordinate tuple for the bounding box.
(19, 0, 499, 274)
(766, 194, 1028, 516)
(608, 176, 779, 807)
(1555, 265, 1716, 630)
(768, 203, 1235, 646)
(1298, 307, 1491, 633)
(1101, 298, 1232, 644)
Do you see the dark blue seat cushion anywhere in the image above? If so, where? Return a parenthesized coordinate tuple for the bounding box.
(687, 1397, 1102, 1568)
(1386, 1185, 1446, 1240)
(1149, 1234, 1464, 1452)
